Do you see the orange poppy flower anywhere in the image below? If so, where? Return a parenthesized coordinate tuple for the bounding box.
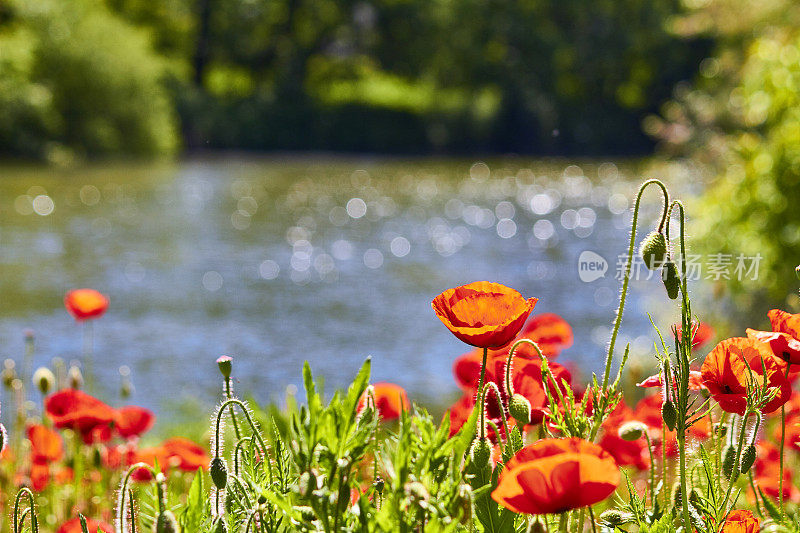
(28, 424, 63, 462)
(27, 424, 64, 491)
(492, 437, 620, 515)
(57, 517, 114, 533)
(520, 313, 573, 357)
(432, 282, 537, 348)
(701, 337, 791, 415)
(45, 389, 117, 444)
(116, 406, 155, 439)
(721, 510, 759, 533)
(357, 382, 409, 421)
(64, 289, 109, 321)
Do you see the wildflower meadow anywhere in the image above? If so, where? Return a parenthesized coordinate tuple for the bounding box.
(3, 178, 800, 533)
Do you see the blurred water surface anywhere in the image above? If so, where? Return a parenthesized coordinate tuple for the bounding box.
(0, 156, 687, 420)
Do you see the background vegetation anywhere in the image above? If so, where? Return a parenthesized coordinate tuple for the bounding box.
(0, 0, 709, 159)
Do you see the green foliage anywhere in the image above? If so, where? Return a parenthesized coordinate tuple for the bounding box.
(652, 0, 800, 317)
(0, 0, 178, 159)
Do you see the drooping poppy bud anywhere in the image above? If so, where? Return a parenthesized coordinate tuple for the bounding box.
(598, 509, 632, 527)
(210, 457, 228, 490)
(740, 444, 756, 473)
(618, 421, 646, 441)
(32, 367, 55, 395)
(722, 444, 737, 480)
(639, 231, 668, 270)
(508, 394, 532, 425)
(155, 510, 180, 533)
(661, 400, 677, 431)
(663, 261, 680, 300)
(469, 437, 492, 468)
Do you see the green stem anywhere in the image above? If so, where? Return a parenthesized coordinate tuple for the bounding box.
(117, 463, 156, 533)
(602, 179, 669, 391)
(779, 363, 791, 517)
(644, 431, 656, 509)
(13, 488, 38, 533)
(678, 431, 691, 531)
(215, 398, 273, 483)
(224, 377, 243, 440)
(720, 412, 749, 518)
(482, 381, 511, 448)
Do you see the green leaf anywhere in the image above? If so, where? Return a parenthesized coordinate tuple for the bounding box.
(303, 361, 322, 419)
(345, 357, 371, 418)
(758, 487, 783, 522)
(180, 468, 205, 531)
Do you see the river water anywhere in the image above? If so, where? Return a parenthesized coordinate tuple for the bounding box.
(0, 156, 688, 422)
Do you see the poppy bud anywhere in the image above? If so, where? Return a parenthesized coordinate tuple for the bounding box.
(374, 477, 384, 495)
(662, 261, 680, 300)
(640, 231, 668, 270)
(796, 264, 800, 281)
(740, 444, 756, 473)
(508, 394, 532, 425)
(469, 437, 492, 468)
(295, 506, 316, 522)
(722, 444, 737, 480)
(210, 457, 228, 490)
(2, 360, 16, 389)
(618, 421, 646, 441)
(32, 367, 55, 395)
(661, 400, 677, 431)
(68, 365, 83, 389)
(0, 424, 6, 453)
(155, 510, 180, 533)
(714, 423, 728, 438)
(598, 509, 631, 527)
(216, 356, 232, 379)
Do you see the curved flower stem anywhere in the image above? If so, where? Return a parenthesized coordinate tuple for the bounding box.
(215, 398, 273, 484)
(482, 381, 511, 447)
(779, 363, 791, 516)
(116, 463, 156, 533)
(602, 179, 669, 391)
(224, 377, 243, 441)
(643, 432, 656, 508)
(504, 339, 545, 396)
(13, 487, 38, 533)
(234, 436, 253, 477)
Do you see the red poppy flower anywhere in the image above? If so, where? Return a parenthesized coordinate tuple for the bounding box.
(520, 313, 573, 357)
(769, 309, 800, 340)
(45, 389, 117, 444)
(721, 510, 759, 533)
(701, 337, 791, 415)
(57, 517, 114, 533)
(64, 289, 109, 321)
(432, 282, 537, 348)
(491, 437, 620, 515)
(502, 357, 572, 425)
(131, 437, 209, 480)
(636, 370, 706, 391)
(116, 406, 155, 439)
(357, 382, 409, 421)
(677, 321, 716, 351)
(599, 433, 650, 470)
(445, 393, 476, 437)
(746, 329, 800, 367)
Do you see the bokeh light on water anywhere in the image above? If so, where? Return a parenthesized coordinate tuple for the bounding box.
(0, 157, 679, 418)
